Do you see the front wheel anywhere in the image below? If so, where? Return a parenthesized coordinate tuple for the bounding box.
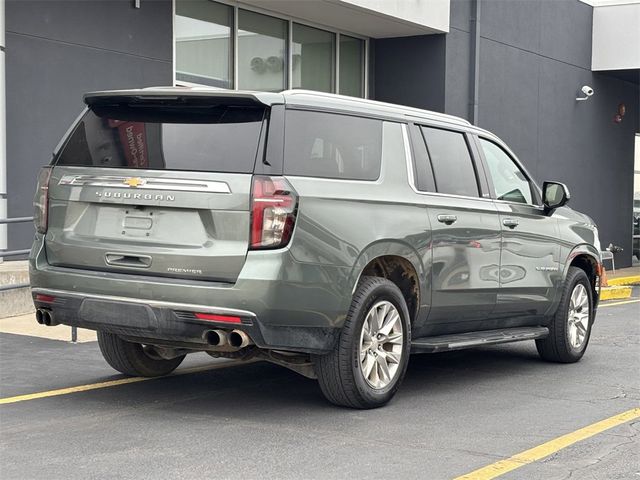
(313, 276, 411, 409)
(536, 266, 594, 363)
(97, 331, 185, 377)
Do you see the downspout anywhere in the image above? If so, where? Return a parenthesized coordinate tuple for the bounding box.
(0, 0, 6, 262)
(469, 0, 481, 125)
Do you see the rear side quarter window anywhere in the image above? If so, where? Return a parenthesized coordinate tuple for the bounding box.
(284, 110, 382, 181)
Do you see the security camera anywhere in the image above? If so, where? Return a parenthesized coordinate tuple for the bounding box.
(576, 85, 594, 101)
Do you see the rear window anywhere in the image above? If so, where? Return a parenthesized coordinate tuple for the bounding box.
(284, 110, 382, 180)
(56, 104, 266, 173)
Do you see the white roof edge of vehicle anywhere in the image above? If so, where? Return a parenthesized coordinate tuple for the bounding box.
(281, 89, 472, 127)
(83, 86, 472, 128)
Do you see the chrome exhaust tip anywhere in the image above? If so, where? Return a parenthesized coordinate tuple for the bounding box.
(205, 329, 229, 347)
(228, 330, 253, 349)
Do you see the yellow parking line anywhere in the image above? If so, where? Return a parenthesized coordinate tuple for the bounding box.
(453, 407, 640, 480)
(0, 360, 248, 406)
(599, 298, 640, 308)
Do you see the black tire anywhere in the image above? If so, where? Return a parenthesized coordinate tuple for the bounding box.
(536, 266, 593, 363)
(313, 276, 411, 409)
(97, 331, 185, 377)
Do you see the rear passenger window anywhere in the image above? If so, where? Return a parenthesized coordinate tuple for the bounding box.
(284, 110, 382, 180)
(420, 127, 479, 197)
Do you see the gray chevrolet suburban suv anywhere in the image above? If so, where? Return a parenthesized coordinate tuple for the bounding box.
(30, 88, 602, 408)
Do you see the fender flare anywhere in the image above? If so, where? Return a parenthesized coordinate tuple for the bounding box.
(562, 244, 601, 281)
(561, 243, 602, 310)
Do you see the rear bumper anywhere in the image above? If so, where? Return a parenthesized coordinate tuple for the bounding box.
(32, 287, 338, 354)
(29, 236, 350, 354)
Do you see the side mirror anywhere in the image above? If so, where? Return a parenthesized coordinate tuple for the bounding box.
(543, 181, 570, 213)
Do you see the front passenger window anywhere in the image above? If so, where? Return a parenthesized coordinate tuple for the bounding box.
(479, 138, 533, 205)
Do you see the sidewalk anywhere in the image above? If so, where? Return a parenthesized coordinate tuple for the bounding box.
(0, 313, 96, 343)
(607, 265, 640, 285)
(601, 265, 639, 301)
(0, 313, 97, 343)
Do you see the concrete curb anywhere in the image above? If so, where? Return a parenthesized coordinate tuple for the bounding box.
(600, 286, 633, 301)
(607, 275, 640, 287)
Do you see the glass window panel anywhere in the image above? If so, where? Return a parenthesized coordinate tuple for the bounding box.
(175, 0, 232, 88)
(339, 35, 364, 97)
(479, 138, 533, 204)
(284, 110, 382, 180)
(292, 24, 335, 93)
(421, 127, 479, 197)
(58, 106, 266, 173)
(238, 10, 288, 92)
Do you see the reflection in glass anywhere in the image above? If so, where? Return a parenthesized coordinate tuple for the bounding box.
(339, 35, 364, 97)
(480, 138, 533, 204)
(292, 24, 335, 93)
(57, 107, 265, 173)
(238, 10, 288, 92)
(175, 0, 233, 88)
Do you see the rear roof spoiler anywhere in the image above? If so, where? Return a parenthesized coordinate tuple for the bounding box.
(84, 87, 284, 107)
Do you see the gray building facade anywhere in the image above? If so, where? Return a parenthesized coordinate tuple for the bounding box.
(3, 0, 640, 267)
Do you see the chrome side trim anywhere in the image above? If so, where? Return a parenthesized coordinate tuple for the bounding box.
(31, 288, 256, 318)
(494, 198, 545, 210)
(58, 175, 231, 193)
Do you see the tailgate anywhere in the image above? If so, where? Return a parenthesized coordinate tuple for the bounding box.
(44, 98, 266, 282)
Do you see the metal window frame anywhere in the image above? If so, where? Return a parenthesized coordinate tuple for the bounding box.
(172, 0, 368, 97)
(336, 32, 341, 95)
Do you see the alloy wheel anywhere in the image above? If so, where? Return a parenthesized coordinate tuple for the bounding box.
(567, 283, 590, 349)
(358, 300, 404, 389)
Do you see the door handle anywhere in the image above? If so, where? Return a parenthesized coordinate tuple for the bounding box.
(502, 218, 519, 228)
(105, 253, 152, 268)
(437, 214, 458, 225)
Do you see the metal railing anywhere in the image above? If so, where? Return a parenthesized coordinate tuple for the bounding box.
(0, 216, 33, 258)
(1, 216, 33, 291)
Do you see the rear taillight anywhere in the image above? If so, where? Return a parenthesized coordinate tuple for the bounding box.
(33, 167, 52, 234)
(250, 176, 297, 249)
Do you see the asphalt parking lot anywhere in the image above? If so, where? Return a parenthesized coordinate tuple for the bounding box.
(1, 297, 638, 480)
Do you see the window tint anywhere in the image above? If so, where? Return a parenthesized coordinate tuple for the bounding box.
(420, 127, 479, 197)
(284, 110, 382, 180)
(479, 138, 533, 204)
(56, 105, 265, 173)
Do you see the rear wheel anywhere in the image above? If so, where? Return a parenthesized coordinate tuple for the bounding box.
(536, 266, 593, 363)
(97, 331, 185, 377)
(314, 276, 411, 409)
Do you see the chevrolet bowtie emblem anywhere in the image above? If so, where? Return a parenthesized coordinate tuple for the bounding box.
(123, 177, 145, 188)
